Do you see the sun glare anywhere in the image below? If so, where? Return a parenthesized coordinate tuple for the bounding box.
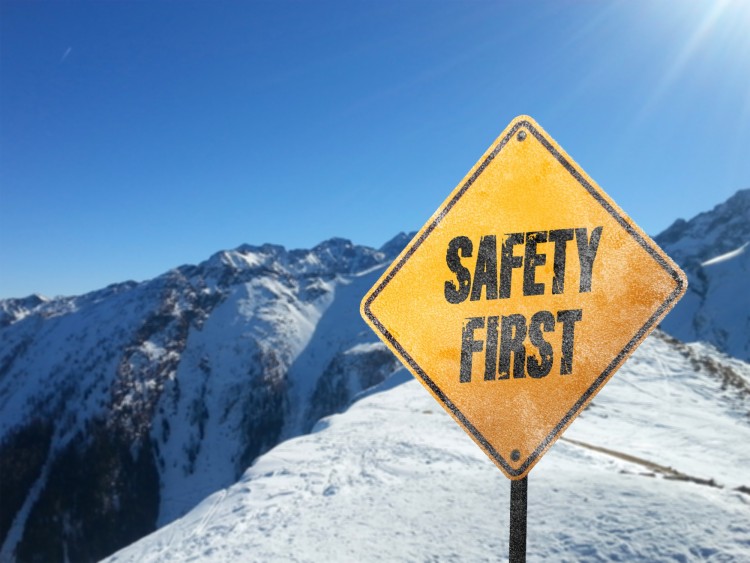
(625, 0, 750, 135)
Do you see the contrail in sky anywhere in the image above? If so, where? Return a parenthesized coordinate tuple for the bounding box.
(61, 47, 72, 63)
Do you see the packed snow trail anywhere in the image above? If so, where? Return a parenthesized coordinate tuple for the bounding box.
(561, 436, 748, 493)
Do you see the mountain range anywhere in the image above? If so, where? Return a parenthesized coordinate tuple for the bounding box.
(0, 236, 407, 562)
(0, 190, 748, 562)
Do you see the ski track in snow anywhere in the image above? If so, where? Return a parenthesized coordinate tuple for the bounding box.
(105, 333, 750, 563)
(191, 490, 228, 540)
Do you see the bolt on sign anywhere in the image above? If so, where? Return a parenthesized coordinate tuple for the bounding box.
(360, 115, 687, 480)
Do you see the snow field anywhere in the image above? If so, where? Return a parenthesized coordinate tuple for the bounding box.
(107, 332, 750, 562)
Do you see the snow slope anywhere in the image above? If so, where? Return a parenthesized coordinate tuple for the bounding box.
(106, 331, 750, 562)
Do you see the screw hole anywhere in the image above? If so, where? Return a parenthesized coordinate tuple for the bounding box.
(517, 130, 527, 142)
(511, 449, 521, 461)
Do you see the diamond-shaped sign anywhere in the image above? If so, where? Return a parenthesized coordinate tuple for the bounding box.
(360, 115, 687, 480)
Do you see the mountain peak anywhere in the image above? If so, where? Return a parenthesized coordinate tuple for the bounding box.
(655, 187, 750, 264)
(0, 293, 49, 327)
(379, 231, 417, 259)
(187, 237, 386, 284)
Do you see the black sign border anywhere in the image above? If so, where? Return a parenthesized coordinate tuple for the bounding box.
(362, 118, 686, 478)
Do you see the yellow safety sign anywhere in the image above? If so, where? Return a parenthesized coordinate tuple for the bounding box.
(360, 115, 687, 480)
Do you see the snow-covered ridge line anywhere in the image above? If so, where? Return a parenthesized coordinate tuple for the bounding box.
(655, 187, 750, 264)
(180, 235, 414, 284)
(701, 241, 748, 267)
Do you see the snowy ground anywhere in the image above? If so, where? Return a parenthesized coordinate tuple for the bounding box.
(106, 333, 750, 562)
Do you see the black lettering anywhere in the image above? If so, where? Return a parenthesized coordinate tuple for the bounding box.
(445, 236, 473, 304)
(527, 310, 555, 378)
(460, 317, 485, 383)
(500, 233, 524, 299)
(484, 316, 499, 381)
(523, 231, 547, 296)
(575, 227, 602, 293)
(470, 235, 498, 301)
(499, 314, 526, 379)
(557, 309, 583, 375)
(548, 229, 574, 294)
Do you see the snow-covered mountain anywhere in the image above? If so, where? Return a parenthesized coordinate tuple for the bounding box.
(2, 189, 748, 563)
(656, 188, 750, 361)
(105, 331, 750, 562)
(0, 236, 409, 562)
(0, 294, 49, 328)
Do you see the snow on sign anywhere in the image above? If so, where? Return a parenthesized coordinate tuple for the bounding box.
(360, 115, 687, 480)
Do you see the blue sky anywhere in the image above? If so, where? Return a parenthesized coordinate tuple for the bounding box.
(1, 0, 749, 299)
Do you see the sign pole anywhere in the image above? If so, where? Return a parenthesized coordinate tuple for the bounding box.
(509, 476, 527, 563)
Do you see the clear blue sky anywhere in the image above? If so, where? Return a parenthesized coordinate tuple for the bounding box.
(1, 0, 749, 299)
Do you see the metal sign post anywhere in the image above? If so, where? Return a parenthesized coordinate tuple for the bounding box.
(509, 476, 528, 562)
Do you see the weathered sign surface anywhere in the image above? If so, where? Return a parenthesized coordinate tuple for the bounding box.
(361, 115, 687, 479)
